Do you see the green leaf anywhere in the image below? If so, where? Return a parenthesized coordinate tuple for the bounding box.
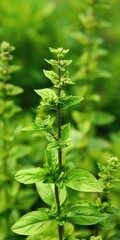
(35, 88, 57, 101)
(35, 88, 58, 108)
(58, 61, 72, 71)
(9, 144, 30, 159)
(65, 169, 102, 192)
(22, 116, 55, 132)
(11, 209, 51, 235)
(49, 47, 61, 54)
(15, 168, 48, 184)
(49, 47, 69, 55)
(110, 178, 120, 191)
(46, 149, 57, 166)
(71, 31, 90, 45)
(89, 111, 115, 126)
(89, 137, 110, 150)
(22, 123, 42, 131)
(61, 95, 83, 109)
(5, 84, 23, 95)
(36, 182, 66, 206)
(43, 59, 59, 71)
(61, 123, 70, 141)
(0, 100, 21, 117)
(43, 70, 58, 84)
(27, 235, 58, 240)
(61, 71, 74, 85)
(0, 82, 23, 96)
(26, 222, 74, 240)
(45, 59, 58, 68)
(67, 205, 107, 225)
(109, 207, 120, 214)
(45, 132, 56, 142)
(60, 60, 72, 67)
(90, 236, 102, 240)
(47, 142, 59, 150)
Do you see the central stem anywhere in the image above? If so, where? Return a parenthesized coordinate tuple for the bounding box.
(54, 59, 64, 240)
(57, 87, 62, 174)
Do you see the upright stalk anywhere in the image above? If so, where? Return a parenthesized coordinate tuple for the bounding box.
(12, 47, 85, 239)
(57, 59, 62, 174)
(0, 41, 22, 238)
(55, 59, 64, 240)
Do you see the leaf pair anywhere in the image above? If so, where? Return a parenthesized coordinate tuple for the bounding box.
(12, 203, 107, 236)
(35, 87, 83, 110)
(15, 167, 102, 192)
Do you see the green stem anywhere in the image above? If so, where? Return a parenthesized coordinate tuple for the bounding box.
(54, 59, 64, 240)
(55, 185, 64, 240)
(57, 58, 62, 175)
(57, 91, 62, 174)
(48, 130, 58, 141)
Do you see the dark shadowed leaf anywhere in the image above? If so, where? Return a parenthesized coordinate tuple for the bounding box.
(36, 182, 66, 206)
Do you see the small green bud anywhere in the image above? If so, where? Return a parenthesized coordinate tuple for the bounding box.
(57, 48, 63, 54)
(90, 235, 102, 240)
(107, 156, 120, 171)
(1, 41, 10, 50)
(0, 41, 15, 53)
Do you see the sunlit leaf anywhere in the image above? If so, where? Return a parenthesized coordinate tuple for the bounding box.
(61, 95, 83, 109)
(43, 70, 58, 84)
(47, 142, 59, 150)
(15, 168, 48, 184)
(65, 169, 102, 192)
(45, 149, 57, 166)
(67, 204, 107, 225)
(61, 123, 70, 141)
(35, 88, 57, 99)
(11, 209, 51, 235)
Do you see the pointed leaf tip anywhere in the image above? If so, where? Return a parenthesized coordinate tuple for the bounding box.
(65, 169, 102, 192)
(11, 210, 51, 235)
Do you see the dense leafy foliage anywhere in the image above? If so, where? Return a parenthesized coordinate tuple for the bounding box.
(0, 0, 120, 239)
(0, 42, 38, 240)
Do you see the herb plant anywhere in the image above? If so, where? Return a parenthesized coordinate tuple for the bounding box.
(0, 41, 23, 239)
(11, 47, 110, 240)
(71, 0, 115, 145)
(70, 1, 120, 238)
(0, 41, 38, 240)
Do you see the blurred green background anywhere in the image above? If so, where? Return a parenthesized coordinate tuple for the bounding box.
(0, 0, 120, 239)
(0, 0, 120, 117)
(1, 0, 120, 151)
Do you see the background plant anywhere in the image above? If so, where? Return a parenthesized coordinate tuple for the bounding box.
(0, 0, 120, 115)
(67, 0, 120, 238)
(70, 0, 115, 167)
(0, 41, 38, 240)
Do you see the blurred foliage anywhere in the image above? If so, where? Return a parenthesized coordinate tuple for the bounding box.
(0, 0, 120, 239)
(0, 0, 120, 113)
